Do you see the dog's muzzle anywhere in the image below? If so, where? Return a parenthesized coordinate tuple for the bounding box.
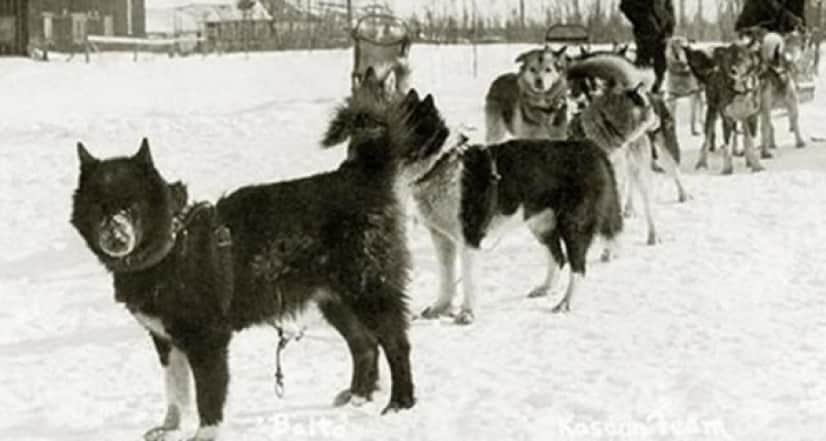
(98, 211, 138, 258)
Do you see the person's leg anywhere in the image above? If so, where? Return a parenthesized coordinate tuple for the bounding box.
(652, 37, 668, 93)
(634, 33, 655, 68)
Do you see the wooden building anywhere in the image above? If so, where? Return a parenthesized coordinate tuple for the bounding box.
(0, 0, 145, 55)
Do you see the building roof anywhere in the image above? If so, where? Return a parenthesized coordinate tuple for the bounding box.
(146, 0, 273, 34)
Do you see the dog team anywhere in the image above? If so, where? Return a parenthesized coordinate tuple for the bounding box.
(70, 28, 813, 441)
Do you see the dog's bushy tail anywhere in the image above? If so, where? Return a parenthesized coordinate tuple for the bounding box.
(567, 53, 655, 91)
(597, 151, 623, 240)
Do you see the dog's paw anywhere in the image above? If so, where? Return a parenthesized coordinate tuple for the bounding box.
(185, 428, 218, 441)
(761, 150, 774, 159)
(720, 166, 734, 175)
(750, 163, 766, 172)
(144, 427, 184, 441)
(797, 140, 807, 148)
(527, 286, 549, 298)
(381, 397, 416, 415)
(694, 160, 708, 170)
(454, 309, 474, 325)
(333, 389, 371, 407)
(551, 298, 571, 313)
(419, 304, 450, 320)
(646, 232, 659, 246)
(600, 248, 615, 262)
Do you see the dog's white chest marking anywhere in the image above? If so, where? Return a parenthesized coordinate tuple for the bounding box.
(132, 312, 171, 340)
(525, 209, 557, 237)
(479, 207, 526, 249)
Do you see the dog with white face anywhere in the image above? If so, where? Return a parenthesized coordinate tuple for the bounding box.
(484, 45, 571, 143)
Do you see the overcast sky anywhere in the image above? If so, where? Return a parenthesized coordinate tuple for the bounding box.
(148, 0, 716, 21)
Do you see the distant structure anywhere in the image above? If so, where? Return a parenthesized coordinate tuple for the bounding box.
(0, 0, 146, 55)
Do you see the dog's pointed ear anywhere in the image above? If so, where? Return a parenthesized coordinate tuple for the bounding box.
(515, 49, 535, 64)
(579, 46, 588, 57)
(773, 45, 783, 64)
(363, 66, 377, 85)
(77, 142, 98, 169)
(421, 94, 435, 113)
(133, 138, 154, 168)
(322, 106, 354, 148)
(168, 181, 189, 212)
(383, 69, 397, 96)
(554, 45, 567, 58)
(401, 88, 421, 112)
(619, 44, 629, 56)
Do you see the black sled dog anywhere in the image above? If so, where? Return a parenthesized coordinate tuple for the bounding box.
(324, 83, 623, 323)
(69, 94, 430, 440)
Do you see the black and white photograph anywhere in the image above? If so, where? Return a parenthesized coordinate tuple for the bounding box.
(1, 0, 825, 439)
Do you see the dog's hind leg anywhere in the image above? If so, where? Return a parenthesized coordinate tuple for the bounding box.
(787, 92, 806, 148)
(455, 247, 478, 325)
(759, 100, 777, 158)
(319, 299, 380, 406)
(656, 143, 689, 202)
(420, 228, 458, 319)
(552, 222, 595, 313)
(743, 117, 765, 172)
(144, 338, 191, 441)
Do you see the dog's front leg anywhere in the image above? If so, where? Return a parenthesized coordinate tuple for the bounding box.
(455, 246, 477, 325)
(759, 101, 776, 158)
(695, 106, 717, 169)
(420, 227, 458, 319)
(742, 117, 765, 172)
(786, 90, 806, 148)
(720, 118, 736, 175)
(145, 338, 191, 441)
(691, 93, 703, 136)
(632, 141, 659, 245)
(185, 343, 230, 441)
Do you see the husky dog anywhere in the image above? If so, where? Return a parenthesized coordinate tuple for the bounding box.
(684, 42, 766, 174)
(758, 31, 807, 153)
(484, 45, 570, 143)
(71, 93, 435, 441)
(567, 54, 687, 245)
(326, 78, 660, 324)
(665, 36, 704, 136)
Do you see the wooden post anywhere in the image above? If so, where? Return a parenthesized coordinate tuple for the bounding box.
(346, 0, 352, 31)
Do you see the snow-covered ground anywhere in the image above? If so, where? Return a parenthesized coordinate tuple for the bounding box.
(1, 44, 826, 441)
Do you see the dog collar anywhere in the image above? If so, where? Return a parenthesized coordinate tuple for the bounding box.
(104, 201, 223, 274)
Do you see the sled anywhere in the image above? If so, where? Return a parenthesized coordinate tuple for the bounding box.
(544, 23, 590, 51)
(351, 13, 411, 91)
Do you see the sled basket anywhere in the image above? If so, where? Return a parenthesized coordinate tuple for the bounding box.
(351, 13, 410, 90)
(545, 24, 590, 50)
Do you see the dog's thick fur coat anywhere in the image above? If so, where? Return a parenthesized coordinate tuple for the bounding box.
(484, 46, 570, 143)
(684, 43, 767, 173)
(71, 95, 427, 440)
(456, 140, 623, 314)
